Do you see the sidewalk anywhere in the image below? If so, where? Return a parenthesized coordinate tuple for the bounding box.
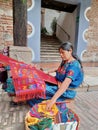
(0, 85, 30, 130)
(0, 65, 98, 130)
(83, 66, 98, 91)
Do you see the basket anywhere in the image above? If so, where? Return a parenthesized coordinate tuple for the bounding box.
(25, 112, 31, 130)
(25, 106, 79, 130)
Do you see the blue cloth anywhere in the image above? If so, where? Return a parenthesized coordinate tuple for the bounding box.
(56, 60, 84, 88)
(5, 77, 15, 94)
(28, 60, 84, 107)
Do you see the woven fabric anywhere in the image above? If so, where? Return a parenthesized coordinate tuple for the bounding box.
(25, 101, 79, 130)
(10, 62, 46, 101)
(29, 101, 59, 122)
(25, 101, 59, 130)
(0, 53, 58, 102)
(52, 122, 78, 130)
(28, 118, 52, 130)
(0, 53, 46, 101)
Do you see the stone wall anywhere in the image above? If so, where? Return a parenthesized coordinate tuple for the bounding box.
(0, 0, 32, 46)
(82, 0, 98, 61)
(0, 0, 32, 63)
(0, 0, 13, 46)
(9, 46, 33, 64)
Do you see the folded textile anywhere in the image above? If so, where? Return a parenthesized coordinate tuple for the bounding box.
(29, 100, 59, 121)
(25, 101, 58, 130)
(52, 121, 78, 130)
(0, 53, 57, 102)
(25, 101, 79, 130)
(29, 118, 52, 130)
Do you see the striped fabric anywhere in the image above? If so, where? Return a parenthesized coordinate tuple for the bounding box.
(52, 122, 78, 130)
(25, 101, 79, 130)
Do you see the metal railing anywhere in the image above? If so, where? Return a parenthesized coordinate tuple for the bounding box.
(57, 23, 70, 41)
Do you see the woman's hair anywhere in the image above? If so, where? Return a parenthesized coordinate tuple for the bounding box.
(59, 42, 83, 68)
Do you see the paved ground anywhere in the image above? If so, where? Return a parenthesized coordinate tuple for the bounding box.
(0, 87, 30, 130)
(0, 65, 98, 130)
(74, 91, 98, 130)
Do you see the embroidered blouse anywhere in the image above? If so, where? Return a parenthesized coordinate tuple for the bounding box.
(56, 60, 84, 89)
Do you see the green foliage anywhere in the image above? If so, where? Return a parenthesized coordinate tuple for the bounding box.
(3, 0, 26, 4)
(41, 27, 48, 35)
(21, 0, 26, 4)
(51, 17, 57, 35)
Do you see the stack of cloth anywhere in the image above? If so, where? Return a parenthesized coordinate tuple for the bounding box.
(25, 101, 79, 130)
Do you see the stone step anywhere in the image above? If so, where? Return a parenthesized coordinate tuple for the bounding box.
(41, 41, 59, 43)
(40, 50, 59, 53)
(40, 58, 61, 62)
(41, 45, 60, 48)
(41, 36, 61, 62)
(41, 52, 60, 56)
(41, 46, 58, 51)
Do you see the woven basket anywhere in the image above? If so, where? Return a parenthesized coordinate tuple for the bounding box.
(25, 110, 79, 130)
(25, 112, 31, 130)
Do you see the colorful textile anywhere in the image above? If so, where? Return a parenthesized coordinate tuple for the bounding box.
(29, 118, 52, 130)
(28, 60, 84, 106)
(0, 53, 58, 102)
(10, 63, 46, 101)
(56, 60, 84, 88)
(5, 77, 15, 94)
(46, 83, 77, 100)
(56, 102, 68, 123)
(0, 53, 45, 101)
(27, 83, 76, 107)
(29, 101, 59, 122)
(53, 107, 79, 130)
(52, 121, 78, 130)
(25, 101, 59, 130)
(25, 101, 79, 130)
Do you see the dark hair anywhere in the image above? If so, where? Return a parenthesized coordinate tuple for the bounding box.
(59, 42, 83, 68)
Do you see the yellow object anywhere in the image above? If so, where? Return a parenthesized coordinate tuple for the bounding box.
(25, 112, 39, 126)
(38, 100, 58, 119)
(25, 100, 59, 128)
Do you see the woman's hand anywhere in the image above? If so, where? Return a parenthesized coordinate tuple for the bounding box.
(46, 99, 56, 111)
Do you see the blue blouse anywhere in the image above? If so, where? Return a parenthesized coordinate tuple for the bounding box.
(56, 60, 84, 89)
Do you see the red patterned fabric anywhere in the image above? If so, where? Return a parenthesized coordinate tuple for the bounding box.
(67, 70, 74, 76)
(0, 53, 57, 101)
(10, 63, 46, 101)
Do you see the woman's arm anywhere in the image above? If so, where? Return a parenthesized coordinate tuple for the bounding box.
(47, 68, 57, 74)
(46, 78, 72, 110)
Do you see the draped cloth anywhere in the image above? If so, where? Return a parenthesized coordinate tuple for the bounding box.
(10, 63, 46, 101)
(25, 101, 79, 130)
(0, 53, 57, 101)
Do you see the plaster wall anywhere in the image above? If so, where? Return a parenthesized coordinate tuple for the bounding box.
(27, 0, 41, 62)
(56, 10, 77, 46)
(44, 9, 60, 35)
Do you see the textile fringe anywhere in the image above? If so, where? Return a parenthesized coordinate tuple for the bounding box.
(15, 90, 45, 102)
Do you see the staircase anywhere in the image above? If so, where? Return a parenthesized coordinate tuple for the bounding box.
(40, 35, 61, 62)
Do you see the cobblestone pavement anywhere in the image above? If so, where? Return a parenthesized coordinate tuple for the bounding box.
(74, 91, 98, 130)
(0, 86, 30, 130)
(0, 66, 98, 130)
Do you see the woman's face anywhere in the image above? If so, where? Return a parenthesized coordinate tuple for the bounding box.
(59, 48, 72, 61)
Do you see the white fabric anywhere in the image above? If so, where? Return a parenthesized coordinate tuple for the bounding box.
(52, 121, 78, 130)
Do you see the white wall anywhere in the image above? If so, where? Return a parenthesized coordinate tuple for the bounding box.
(56, 9, 77, 46)
(44, 9, 60, 35)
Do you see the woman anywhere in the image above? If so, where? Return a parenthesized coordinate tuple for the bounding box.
(28, 42, 84, 110)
